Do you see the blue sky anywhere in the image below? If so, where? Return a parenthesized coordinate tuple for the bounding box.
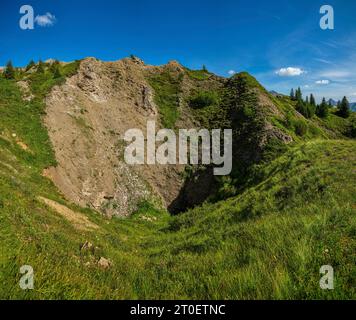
(1, 0, 355, 101)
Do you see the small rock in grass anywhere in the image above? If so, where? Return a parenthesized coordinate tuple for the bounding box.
(98, 257, 112, 269)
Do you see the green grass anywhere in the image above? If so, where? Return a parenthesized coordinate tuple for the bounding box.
(316, 110, 352, 137)
(185, 68, 211, 81)
(0, 78, 56, 169)
(0, 61, 80, 169)
(0, 136, 354, 299)
(0, 141, 356, 299)
(0, 64, 355, 299)
(147, 70, 182, 128)
(268, 94, 355, 141)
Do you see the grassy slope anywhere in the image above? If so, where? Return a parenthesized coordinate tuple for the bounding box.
(147, 70, 183, 129)
(0, 65, 355, 299)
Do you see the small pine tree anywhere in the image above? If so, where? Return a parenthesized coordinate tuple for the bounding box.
(202, 65, 208, 72)
(37, 60, 45, 73)
(3, 61, 15, 79)
(290, 88, 295, 100)
(305, 96, 309, 104)
(316, 98, 329, 118)
(310, 94, 316, 107)
(337, 96, 350, 118)
(295, 87, 302, 101)
(26, 60, 35, 71)
(296, 99, 307, 117)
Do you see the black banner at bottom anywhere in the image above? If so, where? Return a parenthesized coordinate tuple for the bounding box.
(0, 300, 353, 318)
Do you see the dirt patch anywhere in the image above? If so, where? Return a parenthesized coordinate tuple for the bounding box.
(38, 196, 99, 231)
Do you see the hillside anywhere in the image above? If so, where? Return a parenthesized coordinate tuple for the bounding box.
(0, 58, 355, 299)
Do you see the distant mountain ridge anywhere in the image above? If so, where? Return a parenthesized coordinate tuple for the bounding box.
(328, 98, 356, 111)
(328, 98, 338, 107)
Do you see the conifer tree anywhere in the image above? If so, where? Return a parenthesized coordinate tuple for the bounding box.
(296, 99, 307, 118)
(295, 87, 302, 101)
(310, 94, 316, 106)
(3, 61, 15, 79)
(290, 88, 295, 100)
(37, 60, 45, 73)
(337, 96, 351, 118)
(26, 60, 35, 71)
(316, 98, 329, 118)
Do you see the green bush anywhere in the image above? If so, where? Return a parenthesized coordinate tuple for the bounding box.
(294, 120, 308, 136)
(189, 91, 218, 109)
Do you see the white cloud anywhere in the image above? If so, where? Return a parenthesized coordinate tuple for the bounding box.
(315, 79, 330, 85)
(35, 13, 56, 27)
(228, 70, 236, 76)
(275, 67, 305, 77)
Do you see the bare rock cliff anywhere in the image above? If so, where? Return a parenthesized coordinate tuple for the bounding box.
(44, 58, 184, 216)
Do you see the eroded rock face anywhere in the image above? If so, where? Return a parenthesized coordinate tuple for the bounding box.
(43, 58, 293, 216)
(44, 58, 184, 216)
(17, 81, 34, 101)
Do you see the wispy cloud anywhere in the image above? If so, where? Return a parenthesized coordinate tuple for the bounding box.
(313, 58, 333, 65)
(319, 70, 351, 79)
(228, 70, 236, 76)
(315, 80, 330, 85)
(275, 67, 305, 77)
(35, 13, 56, 27)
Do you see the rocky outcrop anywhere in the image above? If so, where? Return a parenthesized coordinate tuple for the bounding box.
(17, 81, 34, 101)
(142, 86, 156, 114)
(44, 58, 184, 216)
(43, 58, 294, 216)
